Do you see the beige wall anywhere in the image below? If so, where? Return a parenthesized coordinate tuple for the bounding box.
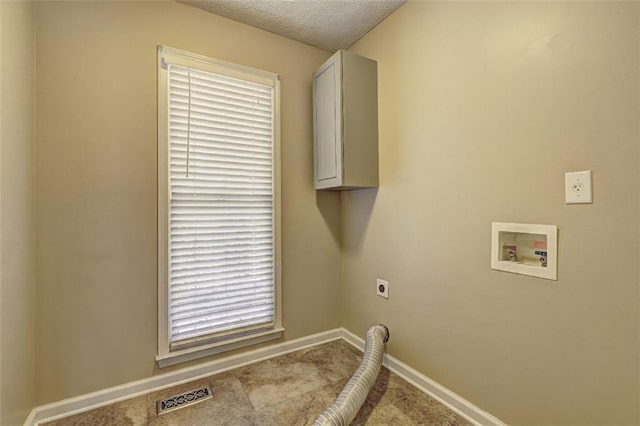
(0, 0, 36, 423)
(35, 1, 338, 404)
(345, 2, 639, 425)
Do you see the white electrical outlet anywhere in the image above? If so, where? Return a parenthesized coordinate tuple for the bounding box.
(565, 170, 592, 204)
(376, 278, 389, 299)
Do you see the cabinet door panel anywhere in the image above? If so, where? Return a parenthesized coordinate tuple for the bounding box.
(314, 59, 342, 188)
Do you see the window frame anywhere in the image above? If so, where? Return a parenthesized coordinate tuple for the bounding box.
(156, 45, 283, 368)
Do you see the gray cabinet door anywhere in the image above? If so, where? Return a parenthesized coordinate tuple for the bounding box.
(313, 53, 342, 189)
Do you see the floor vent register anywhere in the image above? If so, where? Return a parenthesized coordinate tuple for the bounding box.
(156, 386, 213, 415)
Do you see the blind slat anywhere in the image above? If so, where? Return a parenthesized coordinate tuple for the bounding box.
(171, 272, 273, 289)
(172, 294, 274, 316)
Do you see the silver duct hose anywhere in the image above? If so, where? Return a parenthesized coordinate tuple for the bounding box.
(313, 324, 390, 426)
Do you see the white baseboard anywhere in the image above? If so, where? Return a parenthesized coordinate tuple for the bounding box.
(32, 327, 504, 426)
(33, 328, 342, 425)
(341, 328, 506, 426)
(23, 408, 37, 426)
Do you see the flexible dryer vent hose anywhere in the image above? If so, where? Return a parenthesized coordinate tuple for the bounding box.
(313, 324, 390, 426)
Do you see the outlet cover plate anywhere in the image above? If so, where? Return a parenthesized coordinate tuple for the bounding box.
(376, 278, 389, 299)
(565, 170, 592, 204)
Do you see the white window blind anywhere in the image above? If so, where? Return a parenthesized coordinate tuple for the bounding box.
(165, 58, 277, 349)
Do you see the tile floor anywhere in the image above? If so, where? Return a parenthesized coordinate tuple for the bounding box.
(43, 340, 471, 425)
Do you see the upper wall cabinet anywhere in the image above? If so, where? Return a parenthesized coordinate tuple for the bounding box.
(313, 50, 378, 190)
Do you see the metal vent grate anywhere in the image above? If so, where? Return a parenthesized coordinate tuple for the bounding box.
(156, 386, 213, 415)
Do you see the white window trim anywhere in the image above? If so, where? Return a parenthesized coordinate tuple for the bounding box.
(156, 45, 283, 368)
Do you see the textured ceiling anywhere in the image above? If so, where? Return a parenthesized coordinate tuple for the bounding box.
(178, 0, 406, 52)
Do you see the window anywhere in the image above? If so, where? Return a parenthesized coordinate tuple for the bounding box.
(156, 46, 282, 367)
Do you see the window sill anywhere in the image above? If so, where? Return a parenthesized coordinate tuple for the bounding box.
(156, 327, 285, 368)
